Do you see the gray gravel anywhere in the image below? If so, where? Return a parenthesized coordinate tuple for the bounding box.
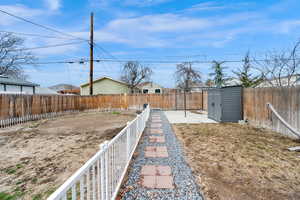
(121, 110, 204, 200)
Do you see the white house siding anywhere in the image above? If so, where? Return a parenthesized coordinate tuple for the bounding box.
(139, 82, 163, 94)
(257, 76, 300, 88)
(22, 86, 34, 94)
(81, 78, 131, 95)
(6, 85, 21, 93)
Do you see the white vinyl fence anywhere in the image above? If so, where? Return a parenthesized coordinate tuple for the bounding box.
(47, 105, 150, 200)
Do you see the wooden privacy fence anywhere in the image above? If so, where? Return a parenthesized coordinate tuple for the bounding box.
(243, 86, 300, 138)
(0, 92, 207, 127)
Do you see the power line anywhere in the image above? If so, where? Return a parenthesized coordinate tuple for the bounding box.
(10, 41, 85, 51)
(93, 43, 124, 64)
(18, 57, 300, 65)
(0, 8, 125, 65)
(0, 9, 88, 42)
(0, 30, 81, 40)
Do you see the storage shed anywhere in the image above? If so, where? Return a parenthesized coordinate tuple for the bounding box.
(208, 86, 242, 122)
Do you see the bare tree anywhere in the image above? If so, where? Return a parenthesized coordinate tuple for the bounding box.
(255, 41, 300, 87)
(175, 62, 201, 91)
(120, 61, 152, 93)
(0, 33, 35, 79)
(174, 62, 201, 117)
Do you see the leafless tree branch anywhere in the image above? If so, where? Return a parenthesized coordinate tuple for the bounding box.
(0, 33, 35, 79)
(175, 62, 201, 91)
(120, 61, 153, 93)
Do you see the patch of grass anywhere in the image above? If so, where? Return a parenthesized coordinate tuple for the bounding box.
(4, 164, 24, 175)
(15, 164, 23, 169)
(31, 177, 38, 184)
(111, 111, 121, 115)
(0, 188, 26, 200)
(0, 192, 18, 200)
(15, 180, 23, 185)
(13, 187, 25, 197)
(5, 168, 16, 175)
(32, 193, 42, 200)
(44, 187, 56, 197)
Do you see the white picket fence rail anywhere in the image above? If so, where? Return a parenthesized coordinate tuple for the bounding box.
(47, 105, 150, 200)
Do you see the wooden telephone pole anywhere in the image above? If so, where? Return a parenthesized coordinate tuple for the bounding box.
(89, 12, 94, 95)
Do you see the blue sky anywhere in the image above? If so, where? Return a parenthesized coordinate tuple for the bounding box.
(1, 0, 300, 87)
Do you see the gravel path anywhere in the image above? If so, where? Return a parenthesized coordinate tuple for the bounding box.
(120, 110, 204, 200)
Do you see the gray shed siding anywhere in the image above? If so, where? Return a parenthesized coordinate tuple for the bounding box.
(208, 86, 242, 122)
(221, 86, 242, 122)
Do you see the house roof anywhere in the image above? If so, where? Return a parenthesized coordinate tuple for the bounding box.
(35, 87, 58, 94)
(48, 84, 79, 91)
(137, 81, 163, 88)
(0, 75, 39, 87)
(80, 76, 129, 87)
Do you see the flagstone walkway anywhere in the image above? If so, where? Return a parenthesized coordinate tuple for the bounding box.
(120, 110, 203, 200)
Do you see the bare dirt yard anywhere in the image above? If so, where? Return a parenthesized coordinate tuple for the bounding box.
(173, 123, 300, 200)
(0, 110, 136, 200)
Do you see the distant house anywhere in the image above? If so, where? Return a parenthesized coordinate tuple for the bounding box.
(256, 74, 300, 88)
(49, 84, 79, 92)
(176, 81, 208, 92)
(35, 87, 58, 95)
(224, 78, 241, 87)
(58, 88, 80, 95)
(138, 82, 163, 94)
(0, 75, 39, 94)
(80, 76, 138, 95)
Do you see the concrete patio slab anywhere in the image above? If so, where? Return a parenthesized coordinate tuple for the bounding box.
(164, 111, 217, 124)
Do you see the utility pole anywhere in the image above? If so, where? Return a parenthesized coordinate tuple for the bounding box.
(89, 12, 94, 95)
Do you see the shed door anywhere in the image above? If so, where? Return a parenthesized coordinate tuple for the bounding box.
(208, 90, 215, 119)
(208, 89, 222, 122)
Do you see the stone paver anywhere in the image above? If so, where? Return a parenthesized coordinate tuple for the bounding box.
(144, 146, 168, 158)
(152, 117, 161, 120)
(141, 165, 174, 189)
(152, 119, 162, 123)
(142, 176, 174, 189)
(156, 176, 174, 189)
(150, 128, 163, 134)
(151, 123, 162, 128)
(141, 165, 156, 175)
(141, 165, 172, 176)
(149, 135, 165, 143)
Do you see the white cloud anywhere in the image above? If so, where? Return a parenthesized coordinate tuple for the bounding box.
(124, 0, 172, 7)
(278, 20, 300, 33)
(106, 14, 211, 33)
(0, 4, 43, 25)
(44, 0, 61, 11)
(183, 1, 255, 13)
(85, 11, 262, 48)
(185, 2, 227, 12)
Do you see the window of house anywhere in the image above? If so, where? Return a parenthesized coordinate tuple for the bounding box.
(155, 89, 161, 94)
(143, 89, 149, 94)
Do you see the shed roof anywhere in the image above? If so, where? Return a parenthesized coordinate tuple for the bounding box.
(0, 75, 39, 87)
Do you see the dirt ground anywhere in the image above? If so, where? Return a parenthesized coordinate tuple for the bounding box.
(173, 123, 300, 200)
(0, 110, 136, 200)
